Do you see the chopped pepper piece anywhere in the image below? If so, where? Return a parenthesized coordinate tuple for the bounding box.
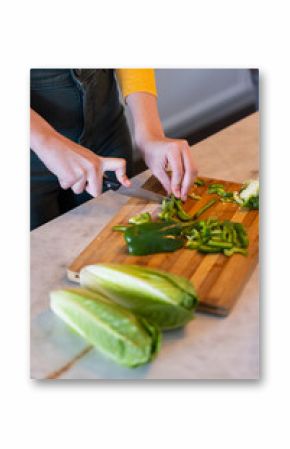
(193, 199, 217, 219)
(194, 178, 205, 186)
(206, 239, 233, 249)
(128, 212, 152, 225)
(189, 193, 202, 201)
(234, 223, 249, 248)
(112, 225, 131, 232)
(175, 198, 192, 221)
(159, 195, 192, 222)
(198, 245, 222, 253)
(186, 240, 201, 249)
(224, 247, 248, 256)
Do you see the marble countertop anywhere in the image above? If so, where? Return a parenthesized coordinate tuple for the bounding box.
(30, 112, 259, 380)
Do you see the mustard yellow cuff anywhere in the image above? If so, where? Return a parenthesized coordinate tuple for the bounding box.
(116, 68, 157, 98)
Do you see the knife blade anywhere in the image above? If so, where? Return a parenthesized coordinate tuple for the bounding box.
(103, 179, 165, 203)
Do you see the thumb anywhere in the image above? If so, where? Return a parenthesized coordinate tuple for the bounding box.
(101, 157, 131, 187)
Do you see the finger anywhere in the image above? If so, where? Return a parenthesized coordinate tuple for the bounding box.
(181, 147, 198, 201)
(86, 167, 102, 197)
(71, 174, 87, 195)
(152, 166, 172, 195)
(102, 157, 131, 187)
(167, 149, 184, 198)
(59, 176, 75, 190)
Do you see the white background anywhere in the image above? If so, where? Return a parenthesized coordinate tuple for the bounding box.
(1, 1, 289, 448)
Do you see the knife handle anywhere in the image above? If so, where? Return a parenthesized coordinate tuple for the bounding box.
(103, 178, 121, 191)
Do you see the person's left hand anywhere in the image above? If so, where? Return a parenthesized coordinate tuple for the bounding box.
(139, 137, 198, 201)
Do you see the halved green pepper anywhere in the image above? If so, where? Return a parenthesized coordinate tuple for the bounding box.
(124, 221, 185, 255)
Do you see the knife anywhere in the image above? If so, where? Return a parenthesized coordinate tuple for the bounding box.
(103, 178, 165, 203)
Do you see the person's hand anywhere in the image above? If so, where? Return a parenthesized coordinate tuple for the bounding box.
(125, 92, 198, 201)
(30, 109, 130, 196)
(139, 137, 198, 201)
(40, 141, 130, 196)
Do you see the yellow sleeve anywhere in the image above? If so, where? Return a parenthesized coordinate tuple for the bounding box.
(116, 69, 157, 99)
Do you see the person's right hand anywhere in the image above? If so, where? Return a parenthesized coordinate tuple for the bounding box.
(30, 109, 130, 196)
(39, 140, 131, 197)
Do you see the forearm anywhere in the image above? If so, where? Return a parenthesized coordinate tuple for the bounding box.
(126, 92, 197, 200)
(30, 108, 68, 157)
(126, 93, 164, 147)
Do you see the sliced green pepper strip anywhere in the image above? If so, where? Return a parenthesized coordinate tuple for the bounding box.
(207, 184, 225, 193)
(210, 229, 222, 236)
(234, 223, 249, 248)
(158, 195, 176, 221)
(232, 227, 238, 246)
(198, 245, 222, 253)
(207, 217, 219, 227)
(224, 247, 248, 256)
(193, 199, 217, 219)
(188, 228, 200, 240)
(175, 199, 192, 221)
(210, 183, 224, 189)
(221, 221, 231, 242)
(216, 188, 227, 196)
(112, 225, 131, 232)
(186, 240, 201, 249)
(194, 178, 205, 186)
(189, 193, 202, 201)
(207, 239, 233, 249)
(222, 192, 234, 198)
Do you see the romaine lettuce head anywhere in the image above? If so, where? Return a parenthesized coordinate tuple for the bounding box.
(80, 264, 199, 330)
(50, 288, 161, 367)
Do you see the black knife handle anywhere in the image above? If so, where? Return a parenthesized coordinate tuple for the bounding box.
(103, 178, 121, 191)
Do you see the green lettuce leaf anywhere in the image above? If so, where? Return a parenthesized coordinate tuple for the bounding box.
(80, 264, 199, 330)
(50, 288, 161, 367)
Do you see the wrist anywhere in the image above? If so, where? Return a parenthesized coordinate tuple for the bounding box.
(126, 92, 165, 149)
(135, 128, 165, 151)
(32, 129, 69, 158)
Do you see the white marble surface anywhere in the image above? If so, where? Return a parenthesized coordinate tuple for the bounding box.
(30, 114, 259, 380)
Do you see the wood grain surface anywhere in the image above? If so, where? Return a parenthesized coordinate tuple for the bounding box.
(67, 175, 259, 317)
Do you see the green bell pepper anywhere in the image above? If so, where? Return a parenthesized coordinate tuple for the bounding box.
(124, 221, 185, 255)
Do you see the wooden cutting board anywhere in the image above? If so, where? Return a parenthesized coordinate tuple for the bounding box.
(67, 176, 259, 316)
